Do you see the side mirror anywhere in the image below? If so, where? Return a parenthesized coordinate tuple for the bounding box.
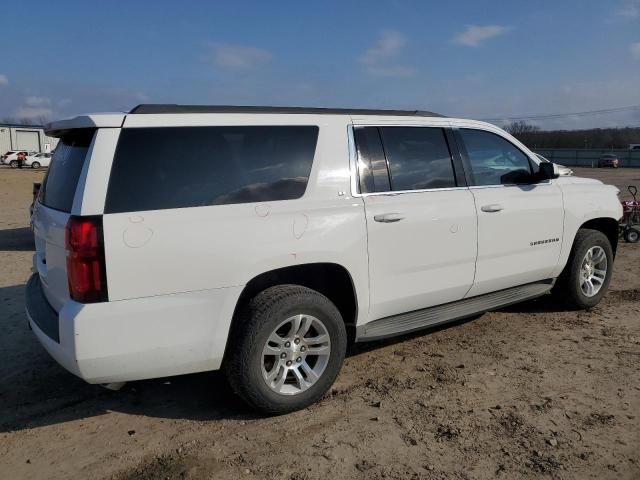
(538, 162, 559, 181)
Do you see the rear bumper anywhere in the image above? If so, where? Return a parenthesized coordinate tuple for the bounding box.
(26, 274, 60, 342)
(26, 273, 242, 384)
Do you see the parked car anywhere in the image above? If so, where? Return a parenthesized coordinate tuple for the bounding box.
(534, 153, 573, 176)
(629, 144, 640, 151)
(598, 154, 620, 168)
(1, 151, 18, 165)
(2, 150, 37, 167)
(24, 152, 51, 169)
(26, 105, 622, 413)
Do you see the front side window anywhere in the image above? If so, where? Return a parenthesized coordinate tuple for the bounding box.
(380, 127, 457, 191)
(459, 129, 532, 186)
(105, 126, 318, 213)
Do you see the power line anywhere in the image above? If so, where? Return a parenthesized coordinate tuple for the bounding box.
(480, 104, 640, 122)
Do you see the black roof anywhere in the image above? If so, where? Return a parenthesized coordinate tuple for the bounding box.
(129, 104, 444, 117)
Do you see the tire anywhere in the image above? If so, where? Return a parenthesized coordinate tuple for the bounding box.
(9, 160, 18, 169)
(554, 229, 613, 309)
(224, 284, 347, 414)
(31, 161, 40, 169)
(624, 227, 639, 243)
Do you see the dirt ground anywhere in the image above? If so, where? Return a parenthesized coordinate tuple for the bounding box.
(0, 166, 639, 480)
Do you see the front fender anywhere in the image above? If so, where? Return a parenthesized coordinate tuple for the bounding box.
(552, 181, 622, 277)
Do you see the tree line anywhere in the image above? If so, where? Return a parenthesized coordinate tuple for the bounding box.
(504, 121, 640, 149)
(1, 116, 49, 126)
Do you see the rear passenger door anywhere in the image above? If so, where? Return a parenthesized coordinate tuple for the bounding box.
(455, 127, 564, 297)
(355, 126, 478, 321)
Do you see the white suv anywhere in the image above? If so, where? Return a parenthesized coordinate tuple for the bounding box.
(26, 105, 622, 413)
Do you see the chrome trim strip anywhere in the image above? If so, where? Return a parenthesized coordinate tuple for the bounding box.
(357, 186, 470, 197)
(346, 123, 551, 198)
(347, 124, 359, 197)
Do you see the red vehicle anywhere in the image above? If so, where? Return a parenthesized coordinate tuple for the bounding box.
(598, 154, 619, 168)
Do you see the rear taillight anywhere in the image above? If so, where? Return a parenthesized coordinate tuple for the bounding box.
(65, 216, 108, 303)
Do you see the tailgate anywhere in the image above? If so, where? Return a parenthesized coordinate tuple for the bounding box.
(32, 203, 72, 311)
(32, 128, 95, 311)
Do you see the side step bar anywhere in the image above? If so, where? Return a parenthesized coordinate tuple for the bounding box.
(355, 280, 554, 342)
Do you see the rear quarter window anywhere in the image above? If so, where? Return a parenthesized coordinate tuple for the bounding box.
(40, 129, 95, 212)
(105, 126, 319, 213)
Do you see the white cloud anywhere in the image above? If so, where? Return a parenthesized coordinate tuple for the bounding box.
(359, 30, 415, 77)
(0, 74, 8, 86)
(616, 0, 640, 19)
(207, 42, 272, 68)
(132, 91, 150, 102)
(25, 96, 51, 107)
(14, 106, 53, 120)
(12, 96, 53, 120)
(632, 42, 640, 58)
(452, 25, 511, 47)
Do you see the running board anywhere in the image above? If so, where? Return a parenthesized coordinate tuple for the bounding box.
(355, 280, 554, 342)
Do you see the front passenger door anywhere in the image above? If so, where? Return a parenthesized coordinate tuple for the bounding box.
(456, 128, 564, 297)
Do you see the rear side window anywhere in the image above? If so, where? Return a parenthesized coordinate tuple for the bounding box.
(40, 129, 95, 212)
(354, 126, 457, 193)
(105, 126, 318, 213)
(354, 127, 391, 194)
(379, 127, 457, 191)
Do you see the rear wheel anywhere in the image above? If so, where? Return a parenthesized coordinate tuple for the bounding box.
(224, 285, 347, 414)
(9, 160, 18, 168)
(31, 161, 40, 169)
(554, 229, 613, 309)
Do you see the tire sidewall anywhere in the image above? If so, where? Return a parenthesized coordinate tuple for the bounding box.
(31, 162, 40, 169)
(229, 287, 347, 413)
(568, 231, 613, 308)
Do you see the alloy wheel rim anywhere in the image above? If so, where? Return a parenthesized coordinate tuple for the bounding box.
(261, 314, 331, 395)
(580, 246, 607, 298)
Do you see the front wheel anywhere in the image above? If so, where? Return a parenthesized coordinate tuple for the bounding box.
(554, 229, 613, 309)
(224, 285, 347, 414)
(31, 161, 40, 169)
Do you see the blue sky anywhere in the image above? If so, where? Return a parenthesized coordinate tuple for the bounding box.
(1, 0, 639, 129)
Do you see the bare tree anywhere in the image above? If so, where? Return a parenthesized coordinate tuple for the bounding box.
(17, 117, 37, 126)
(503, 121, 542, 148)
(504, 121, 540, 136)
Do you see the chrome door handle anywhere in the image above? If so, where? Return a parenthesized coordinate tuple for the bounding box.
(481, 204, 504, 213)
(374, 213, 405, 223)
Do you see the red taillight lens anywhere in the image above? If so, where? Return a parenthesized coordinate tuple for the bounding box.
(65, 216, 107, 303)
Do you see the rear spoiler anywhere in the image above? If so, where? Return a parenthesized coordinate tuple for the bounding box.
(45, 113, 125, 138)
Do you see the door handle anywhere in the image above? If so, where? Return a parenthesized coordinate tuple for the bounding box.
(374, 213, 405, 223)
(481, 204, 504, 213)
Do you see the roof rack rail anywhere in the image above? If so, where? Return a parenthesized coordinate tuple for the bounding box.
(129, 104, 444, 117)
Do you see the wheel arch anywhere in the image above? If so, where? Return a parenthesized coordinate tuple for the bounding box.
(579, 217, 619, 256)
(225, 263, 359, 354)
